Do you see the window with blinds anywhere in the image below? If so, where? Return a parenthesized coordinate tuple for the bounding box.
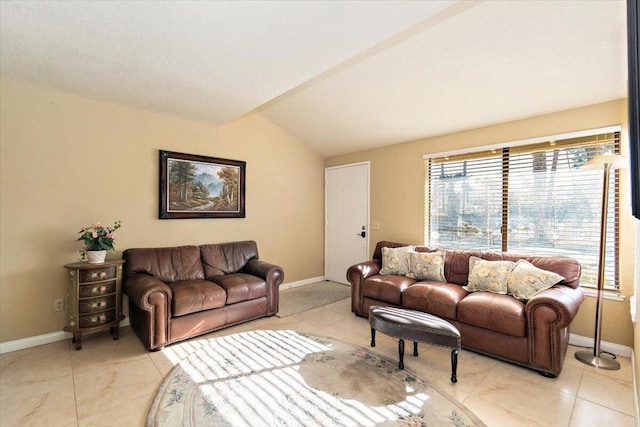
(426, 131, 620, 289)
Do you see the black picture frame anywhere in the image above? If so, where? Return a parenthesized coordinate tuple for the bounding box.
(159, 150, 246, 219)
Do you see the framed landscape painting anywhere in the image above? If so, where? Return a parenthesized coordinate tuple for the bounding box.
(159, 150, 246, 219)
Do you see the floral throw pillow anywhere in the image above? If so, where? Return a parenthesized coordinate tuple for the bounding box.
(463, 256, 516, 294)
(379, 246, 413, 276)
(407, 251, 446, 281)
(507, 259, 565, 301)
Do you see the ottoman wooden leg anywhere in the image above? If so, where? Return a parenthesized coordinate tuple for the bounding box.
(370, 327, 376, 347)
(398, 339, 405, 370)
(451, 349, 458, 383)
(413, 341, 419, 356)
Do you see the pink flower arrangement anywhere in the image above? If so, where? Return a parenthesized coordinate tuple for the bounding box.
(77, 221, 122, 251)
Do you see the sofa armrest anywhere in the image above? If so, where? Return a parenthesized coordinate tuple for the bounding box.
(122, 273, 172, 350)
(243, 259, 284, 283)
(123, 273, 173, 311)
(525, 284, 585, 374)
(243, 259, 284, 314)
(525, 285, 585, 329)
(347, 260, 381, 315)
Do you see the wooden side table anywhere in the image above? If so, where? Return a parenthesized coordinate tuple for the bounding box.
(63, 259, 125, 350)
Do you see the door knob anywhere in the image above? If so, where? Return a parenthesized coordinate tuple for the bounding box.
(356, 231, 366, 238)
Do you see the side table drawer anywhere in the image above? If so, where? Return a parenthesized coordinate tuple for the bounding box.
(80, 266, 117, 283)
(79, 310, 116, 328)
(79, 294, 116, 314)
(79, 281, 116, 298)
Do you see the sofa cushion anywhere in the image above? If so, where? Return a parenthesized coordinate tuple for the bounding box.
(168, 280, 227, 317)
(464, 256, 516, 294)
(483, 252, 581, 289)
(507, 259, 565, 301)
(372, 240, 411, 262)
(457, 292, 526, 337)
(362, 275, 416, 305)
(402, 282, 468, 320)
(379, 246, 413, 275)
(407, 251, 446, 281)
(210, 273, 267, 304)
(200, 241, 259, 277)
(444, 250, 483, 285)
(123, 246, 205, 283)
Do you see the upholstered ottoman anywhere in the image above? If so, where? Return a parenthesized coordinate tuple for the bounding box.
(369, 305, 461, 383)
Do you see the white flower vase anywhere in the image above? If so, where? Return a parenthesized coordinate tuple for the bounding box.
(86, 250, 107, 264)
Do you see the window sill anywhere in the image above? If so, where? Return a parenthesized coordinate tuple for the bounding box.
(581, 288, 625, 301)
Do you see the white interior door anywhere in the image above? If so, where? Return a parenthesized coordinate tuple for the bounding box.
(325, 162, 369, 284)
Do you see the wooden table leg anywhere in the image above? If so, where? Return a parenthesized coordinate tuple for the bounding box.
(110, 326, 120, 341)
(73, 331, 82, 351)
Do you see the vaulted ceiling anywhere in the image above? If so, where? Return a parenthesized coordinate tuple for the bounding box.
(0, 1, 628, 157)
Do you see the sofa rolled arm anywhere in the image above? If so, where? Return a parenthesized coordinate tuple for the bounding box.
(243, 259, 284, 314)
(123, 273, 173, 311)
(347, 260, 381, 315)
(347, 260, 381, 284)
(525, 284, 585, 375)
(525, 285, 585, 329)
(243, 259, 284, 285)
(123, 273, 172, 350)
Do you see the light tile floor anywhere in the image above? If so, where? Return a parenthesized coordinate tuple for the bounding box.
(0, 297, 636, 426)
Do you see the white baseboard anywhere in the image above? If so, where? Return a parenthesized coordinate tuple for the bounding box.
(569, 333, 633, 358)
(279, 276, 326, 291)
(0, 317, 131, 355)
(0, 276, 328, 354)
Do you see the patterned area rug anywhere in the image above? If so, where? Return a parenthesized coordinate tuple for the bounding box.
(276, 281, 351, 318)
(147, 330, 486, 426)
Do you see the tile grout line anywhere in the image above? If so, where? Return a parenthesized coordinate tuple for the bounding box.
(566, 366, 585, 426)
(67, 338, 81, 427)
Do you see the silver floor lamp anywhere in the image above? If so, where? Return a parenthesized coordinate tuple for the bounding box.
(575, 153, 626, 370)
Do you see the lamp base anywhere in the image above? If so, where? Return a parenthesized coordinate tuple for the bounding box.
(575, 350, 620, 370)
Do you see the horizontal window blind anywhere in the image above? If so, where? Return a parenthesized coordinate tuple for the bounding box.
(428, 155, 504, 252)
(427, 131, 620, 289)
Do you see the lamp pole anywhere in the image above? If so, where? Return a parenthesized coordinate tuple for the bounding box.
(575, 160, 620, 370)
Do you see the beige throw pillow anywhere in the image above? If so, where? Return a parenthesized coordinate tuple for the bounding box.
(379, 246, 413, 275)
(407, 251, 446, 281)
(464, 256, 516, 294)
(507, 259, 565, 301)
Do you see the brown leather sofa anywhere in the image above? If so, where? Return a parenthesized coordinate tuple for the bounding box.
(123, 241, 284, 350)
(348, 241, 584, 377)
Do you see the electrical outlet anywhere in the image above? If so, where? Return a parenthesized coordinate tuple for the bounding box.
(54, 299, 64, 312)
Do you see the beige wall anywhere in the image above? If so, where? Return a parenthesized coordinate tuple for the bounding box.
(326, 98, 636, 348)
(0, 80, 325, 343)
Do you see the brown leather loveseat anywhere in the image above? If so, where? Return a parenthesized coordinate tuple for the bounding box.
(348, 241, 584, 377)
(123, 240, 284, 350)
